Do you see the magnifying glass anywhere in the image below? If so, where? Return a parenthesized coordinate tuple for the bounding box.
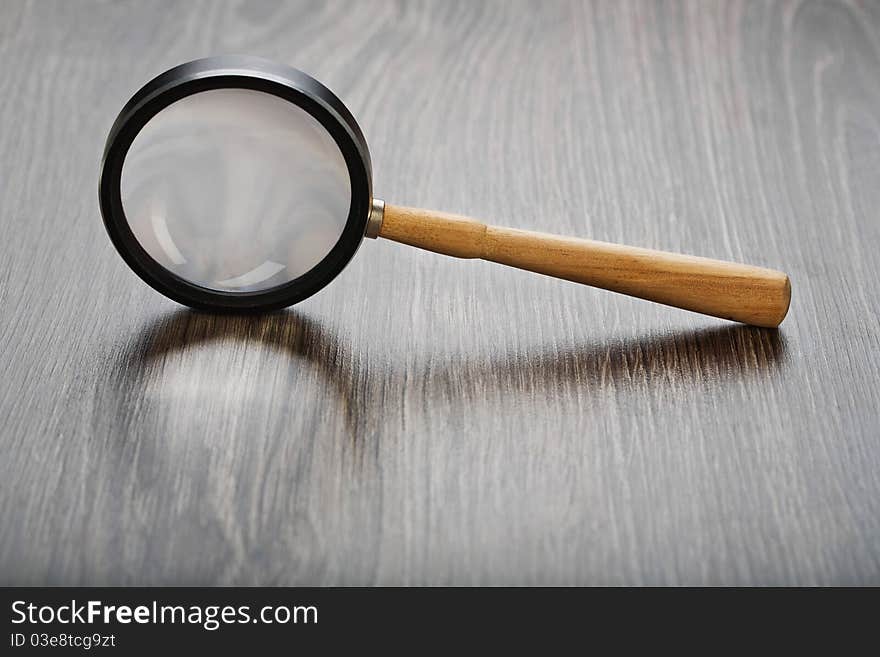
(100, 56, 790, 327)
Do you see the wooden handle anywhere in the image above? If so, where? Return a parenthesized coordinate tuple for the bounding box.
(378, 204, 791, 327)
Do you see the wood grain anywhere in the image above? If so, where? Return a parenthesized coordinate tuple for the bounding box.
(380, 203, 792, 326)
(0, 0, 879, 585)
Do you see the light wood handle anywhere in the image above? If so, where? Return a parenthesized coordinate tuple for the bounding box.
(378, 204, 791, 327)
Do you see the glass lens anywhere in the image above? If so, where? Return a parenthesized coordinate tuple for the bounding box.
(120, 88, 351, 293)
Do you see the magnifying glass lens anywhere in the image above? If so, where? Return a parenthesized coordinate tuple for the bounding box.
(120, 88, 351, 293)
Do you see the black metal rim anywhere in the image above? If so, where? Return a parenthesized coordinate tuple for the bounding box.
(98, 55, 372, 312)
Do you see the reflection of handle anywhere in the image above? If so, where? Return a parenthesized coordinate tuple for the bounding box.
(376, 204, 791, 328)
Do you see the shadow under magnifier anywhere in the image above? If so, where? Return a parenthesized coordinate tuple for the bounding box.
(113, 309, 360, 429)
(112, 309, 788, 439)
(121, 309, 334, 367)
(464, 325, 788, 393)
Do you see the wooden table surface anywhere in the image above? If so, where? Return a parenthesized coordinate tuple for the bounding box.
(1, 0, 879, 586)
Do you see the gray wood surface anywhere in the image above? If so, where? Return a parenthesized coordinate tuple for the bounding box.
(1, 0, 879, 586)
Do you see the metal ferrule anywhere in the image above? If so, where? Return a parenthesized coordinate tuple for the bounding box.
(365, 198, 385, 238)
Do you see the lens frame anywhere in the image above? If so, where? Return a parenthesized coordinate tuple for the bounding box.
(99, 55, 372, 311)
